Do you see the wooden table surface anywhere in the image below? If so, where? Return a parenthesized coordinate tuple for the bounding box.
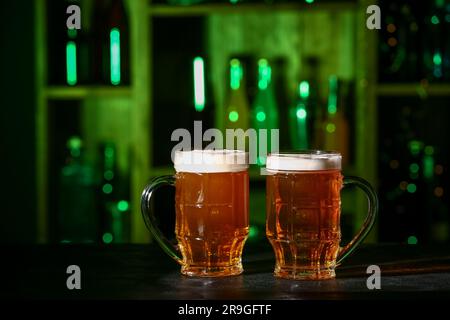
(2, 243, 450, 299)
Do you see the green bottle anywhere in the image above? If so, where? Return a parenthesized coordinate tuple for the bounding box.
(225, 58, 250, 131)
(289, 81, 310, 150)
(59, 136, 98, 243)
(251, 59, 279, 165)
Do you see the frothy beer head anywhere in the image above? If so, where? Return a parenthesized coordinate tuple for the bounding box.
(266, 151, 341, 172)
(174, 149, 249, 173)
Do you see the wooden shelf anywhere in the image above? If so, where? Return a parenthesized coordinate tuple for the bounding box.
(148, 2, 357, 16)
(376, 83, 450, 97)
(35, 0, 377, 243)
(45, 86, 132, 100)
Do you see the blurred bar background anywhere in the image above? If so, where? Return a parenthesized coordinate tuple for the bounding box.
(1, 0, 449, 246)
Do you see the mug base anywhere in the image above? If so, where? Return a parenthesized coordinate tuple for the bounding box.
(181, 263, 243, 277)
(274, 267, 336, 280)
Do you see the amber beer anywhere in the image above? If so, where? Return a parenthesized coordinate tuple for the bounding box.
(175, 171, 249, 276)
(141, 150, 249, 277)
(266, 151, 343, 280)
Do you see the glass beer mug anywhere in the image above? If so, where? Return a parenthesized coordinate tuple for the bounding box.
(265, 151, 378, 280)
(141, 150, 249, 277)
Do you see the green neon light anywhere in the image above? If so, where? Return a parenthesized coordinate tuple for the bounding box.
(230, 59, 242, 90)
(110, 28, 121, 85)
(409, 140, 422, 155)
(296, 108, 307, 119)
(424, 146, 434, 155)
(407, 183, 417, 193)
(66, 41, 77, 86)
(193, 57, 205, 112)
(104, 170, 114, 180)
(407, 236, 418, 245)
(433, 52, 442, 66)
(102, 183, 113, 194)
(431, 15, 440, 24)
(249, 226, 259, 238)
(305, 0, 314, 3)
(326, 122, 336, 133)
(102, 233, 113, 244)
(256, 111, 266, 122)
(328, 75, 338, 115)
(117, 200, 129, 212)
(409, 163, 419, 174)
(257, 156, 266, 165)
(105, 146, 114, 158)
(68, 136, 81, 150)
(229, 111, 239, 122)
(423, 155, 434, 179)
(299, 81, 310, 99)
(296, 104, 308, 149)
(258, 59, 271, 90)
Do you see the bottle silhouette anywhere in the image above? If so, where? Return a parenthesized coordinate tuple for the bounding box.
(289, 81, 310, 150)
(224, 58, 250, 131)
(58, 137, 98, 243)
(251, 59, 279, 165)
(92, 0, 129, 85)
(322, 76, 349, 165)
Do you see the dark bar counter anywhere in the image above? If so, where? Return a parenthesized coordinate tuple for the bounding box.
(2, 244, 450, 299)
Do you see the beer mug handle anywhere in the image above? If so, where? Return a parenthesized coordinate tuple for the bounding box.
(337, 176, 378, 265)
(141, 175, 183, 265)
